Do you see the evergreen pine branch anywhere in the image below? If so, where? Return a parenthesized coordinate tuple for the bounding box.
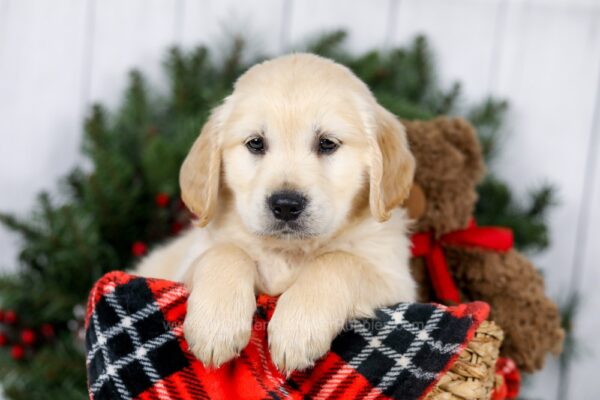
(527, 184, 556, 218)
(305, 30, 348, 59)
(0, 213, 42, 241)
(467, 98, 509, 161)
(475, 175, 553, 252)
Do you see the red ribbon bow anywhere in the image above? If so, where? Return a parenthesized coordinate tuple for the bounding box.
(493, 357, 521, 400)
(411, 219, 514, 304)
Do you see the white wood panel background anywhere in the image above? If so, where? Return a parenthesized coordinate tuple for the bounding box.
(0, 0, 599, 398)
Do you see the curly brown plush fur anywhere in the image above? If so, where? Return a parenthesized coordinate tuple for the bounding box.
(404, 117, 564, 373)
(404, 118, 485, 236)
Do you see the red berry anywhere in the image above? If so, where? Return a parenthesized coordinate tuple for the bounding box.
(20, 329, 36, 346)
(4, 310, 17, 324)
(10, 345, 25, 360)
(0, 310, 5, 322)
(170, 221, 183, 235)
(154, 193, 170, 208)
(131, 241, 147, 257)
(0, 333, 8, 346)
(41, 323, 55, 338)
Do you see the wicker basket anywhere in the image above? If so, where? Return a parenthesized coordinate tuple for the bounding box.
(425, 321, 504, 400)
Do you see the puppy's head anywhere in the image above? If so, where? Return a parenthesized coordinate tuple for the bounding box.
(180, 54, 414, 239)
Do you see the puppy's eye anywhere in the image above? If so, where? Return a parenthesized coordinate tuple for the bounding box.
(318, 138, 339, 154)
(246, 137, 265, 154)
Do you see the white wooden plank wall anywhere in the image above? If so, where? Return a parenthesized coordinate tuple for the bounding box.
(0, 1, 599, 398)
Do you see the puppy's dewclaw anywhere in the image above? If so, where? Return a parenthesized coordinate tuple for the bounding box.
(136, 53, 417, 372)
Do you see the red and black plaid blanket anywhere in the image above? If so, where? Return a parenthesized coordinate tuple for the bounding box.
(85, 271, 489, 400)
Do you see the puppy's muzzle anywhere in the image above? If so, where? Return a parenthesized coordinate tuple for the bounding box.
(268, 191, 307, 222)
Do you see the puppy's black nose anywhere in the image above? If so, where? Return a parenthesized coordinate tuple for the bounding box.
(268, 191, 307, 221)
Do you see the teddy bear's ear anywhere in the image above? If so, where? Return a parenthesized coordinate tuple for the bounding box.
(403, 184, 427, 220)
(368, 106, 416, 222)
(439, 118, 486, 183)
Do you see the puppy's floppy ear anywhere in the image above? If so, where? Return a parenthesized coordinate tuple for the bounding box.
(369, 106, 416, 222)
(179, 107, 224, 227)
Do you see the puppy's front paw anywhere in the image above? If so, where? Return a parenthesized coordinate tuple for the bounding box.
(267, 294, 343, 374)
(184, 291, 256, 368)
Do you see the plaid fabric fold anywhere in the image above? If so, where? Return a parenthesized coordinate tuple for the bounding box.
(86, 271, 489, 400)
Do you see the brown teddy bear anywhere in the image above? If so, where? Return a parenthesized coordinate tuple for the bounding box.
(402, 117, 564, 373)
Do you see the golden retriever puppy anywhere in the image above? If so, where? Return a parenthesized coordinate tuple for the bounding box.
(135, 53, 416, 373)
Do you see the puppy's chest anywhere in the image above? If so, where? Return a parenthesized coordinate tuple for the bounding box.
(253, 251, 305, 296)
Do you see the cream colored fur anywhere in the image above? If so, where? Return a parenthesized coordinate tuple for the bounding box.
(135, 53, 416, 373)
